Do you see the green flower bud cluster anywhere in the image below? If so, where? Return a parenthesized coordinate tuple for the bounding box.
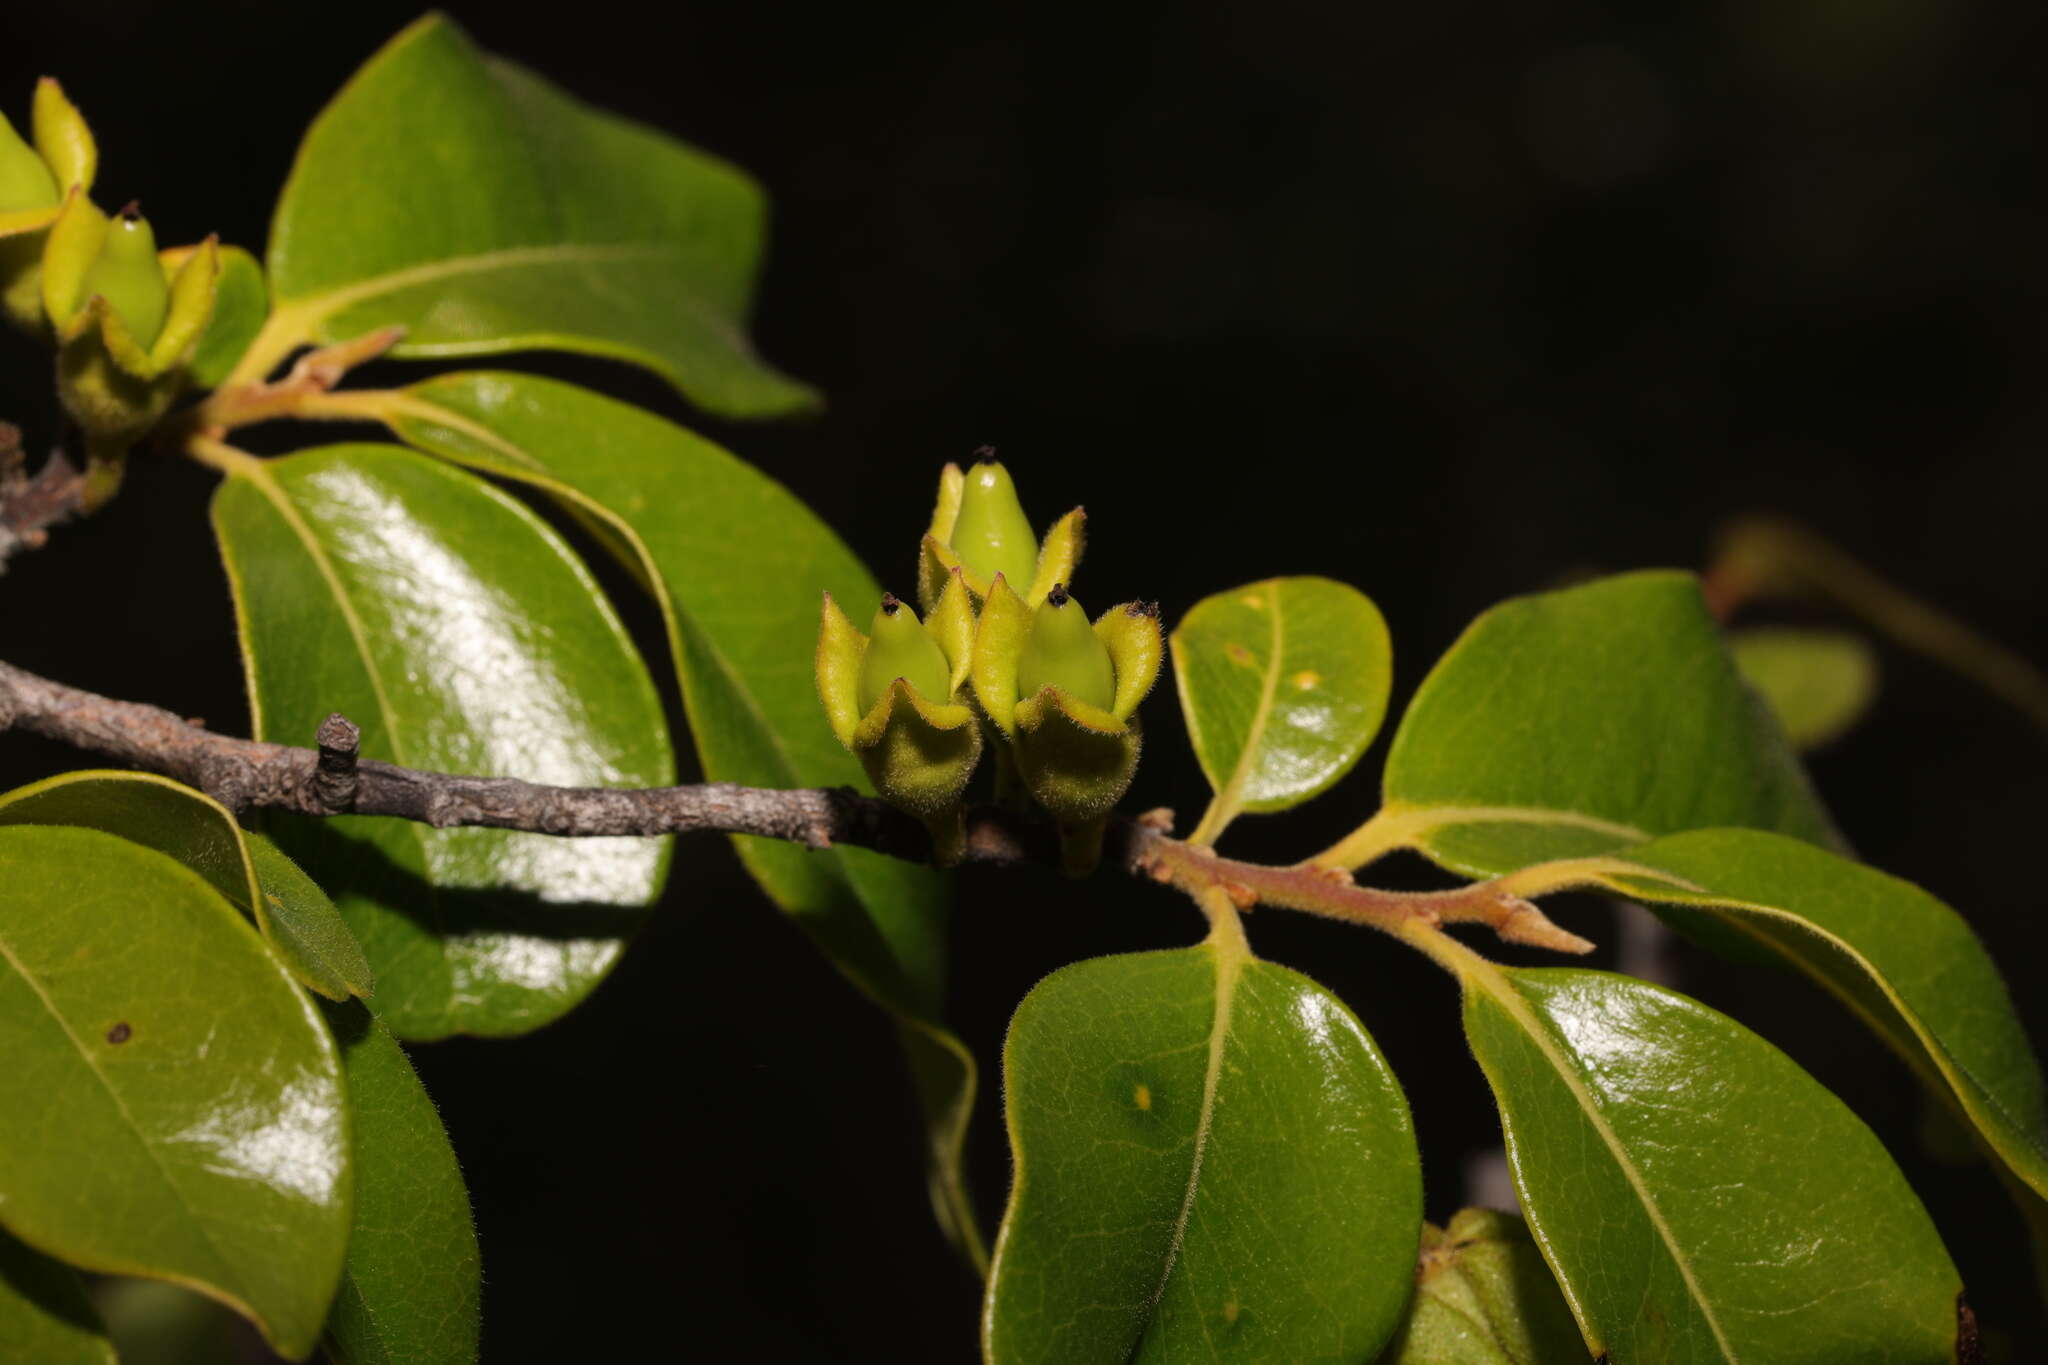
(817, 454, 1162, 873)
(0, 79, 222, 495)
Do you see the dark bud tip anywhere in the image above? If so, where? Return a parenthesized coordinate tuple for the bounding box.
(1047, 583, 1070, 607)
(118, 200, 141, 222)
(972, 444, 998, 464)
(1125, 600, 1160, 618)
(879, 592, 901, 615)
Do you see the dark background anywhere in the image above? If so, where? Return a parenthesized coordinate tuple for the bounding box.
(5, 0, 2047, 1359)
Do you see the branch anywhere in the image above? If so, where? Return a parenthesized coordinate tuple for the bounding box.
(0, 658, 1139, 872)
(0, 429, 89, 574)
(0, 657, 1590, 953)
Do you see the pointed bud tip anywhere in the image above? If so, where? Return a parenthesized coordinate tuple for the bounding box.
(118, 200, 140, 222)
(1047, 583, 1070, 607)
(1124, 600, 1161, 619)
(879, 592, 902, 615)
(972, 444, 998, 464)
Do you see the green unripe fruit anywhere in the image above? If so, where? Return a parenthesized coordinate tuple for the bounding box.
(949, 451, 1039, 589)
(81, 203, 167, 345)
(1018, 585, 1116, 711)
(0, 112, 57, 213)
(859, 594, 952, 713)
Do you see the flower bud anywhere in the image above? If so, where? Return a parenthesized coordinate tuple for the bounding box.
(1017, 585, 1115, 711)
(817, 581, 983, 866)
(2, 80, 95, 335)
(950, 452, 1038, 590)
(859, 594, 952, 713)
(972, 578, 1164, 874)
(919, 453, 1086, 611)
(82, 203, 167, 346)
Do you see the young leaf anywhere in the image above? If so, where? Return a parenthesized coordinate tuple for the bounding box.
(262, 15, 814, 418)
(1169, 576, 1392, 843)
(1330, 571, 1839, 874)
(1728, 625, 1879, 751)
(211, 444, 674, 1040)
(1594, 828, 2048, 1203)
(984, 946, 1420, 1363)
(360, 371, 979, 1263)
(1377, 1208, 1585, 1365)
(0, 1230, 113, 1365)
(164, 242, 265, 390)
(0, 826, 351, 1359)
(0, 769, 372, 1000)
(319, 1002, 480, 1365)
(1464, 963, 1963, 1362)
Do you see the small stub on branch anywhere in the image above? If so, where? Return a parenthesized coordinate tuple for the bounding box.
(314, 711, 361, 812)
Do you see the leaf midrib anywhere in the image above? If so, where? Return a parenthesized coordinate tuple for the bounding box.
(1134, 934, 1249, 1351)
(228, 460, 447, 997)
(1197, 580, 1286, 840)
(1471, 962, 1739, 1362)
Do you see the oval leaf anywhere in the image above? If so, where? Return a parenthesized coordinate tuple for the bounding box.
(0, 770, 372, 1001)
(211, 444, 673, 1040)
(0, 825, 351, 1358)
(320, 1002, 480, 1365)
(0, 1231, 112, 1365)
(1170, 576, 1392, 842)
(364, 372, 977, 1261)
(1594, 828, 2048, 1203)
(985, 946, 1420, 1363)
(1728, 625, 1879, 751)
(1335, 571, 1839, 874)
(1464, 963, 1962, 1362)
(1378, 1208, 1584, 1365)
(264, 15, 814, 418)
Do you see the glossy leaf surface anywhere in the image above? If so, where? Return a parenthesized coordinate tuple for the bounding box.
(1170, 576, 1391, 839)
(1357, 571, 1837, 875)
(1378, 1208, 1584, 1365)
(1602, 828, 2048, 1200)
(1465, 964, 1961, 1363)
(266, 15, 814, 417)
(0, 1231, 112, 1365)
(1728, 625, 1878, 750)
(0, 770, 371, 1001)
(321, 1002, 480, 1365)
(0, 826, 350, 1358)
(373, 372, 977, 1256)
(986, 945, 1419, 1363)
(213, 444, 673, 1039)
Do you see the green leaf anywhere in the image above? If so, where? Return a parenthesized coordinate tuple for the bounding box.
(985, 944, 1420, 1363)
(186, 244, 266, 390)
(263, 15, 814, 418)
(0, 1231, 112, 1365)
(320, 1001, 480, 1365)
(1592, 828, 2048, 1205)
(245, 832, 377, 1002)
(1169, 576, 1392, 843)
(1337, 570, 1839, 875)
(0, 769, 372, 1001)
(211, 443, 674, 1040)
(1463, 962, 1962, 1363)
(364, 371, 979, 1263)
(1728, 625, 1879, 751)
(1377, 1208, 1585, 1365)
(0, 825, 351, 1359)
